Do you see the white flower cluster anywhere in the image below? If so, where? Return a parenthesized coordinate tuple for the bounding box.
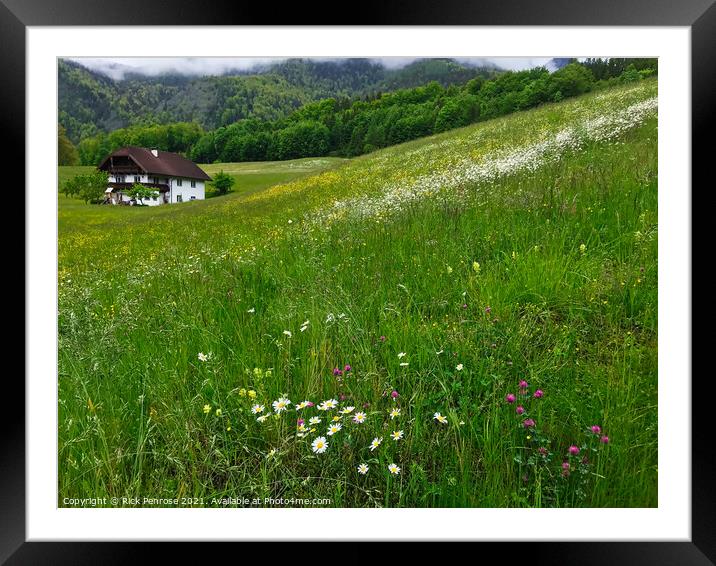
(308, 94, 657, 227)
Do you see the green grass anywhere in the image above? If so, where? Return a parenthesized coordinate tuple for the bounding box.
(57, 157, 347, 232)
(58, 79, 657, 508)
(201, 157, 349, 198)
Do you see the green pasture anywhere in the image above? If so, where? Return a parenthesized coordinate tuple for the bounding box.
(58, 80, 658, 508)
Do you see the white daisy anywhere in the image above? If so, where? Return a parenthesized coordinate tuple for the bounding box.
(369, 437, 383, 451)
(257, 414, 269, 423)
(388, 463, 401, 475)
(283, 330, 292, 338)
(197, 352, 208, 362)
(272, 398, 291, 413)
(357, 463, 369, 475)
(389, 408, 401, 419)
(322, 399, 338, 410)
(456, 364, 464, 371)
(311, 436, 328, 454)
(433, 412, 448, 424)
(251, 404, 265, 414)
(327, 423, 342, 436)
(353, 411, 367, 424)
(296, 400, 310, 410)
(399, 362, 409, 367)
(309, 416, 322, 425)
(340, 406, 355, 414)
(398, 352, 406, 358)
(247, 308, 255, 313)
(390, 430, 404, 441)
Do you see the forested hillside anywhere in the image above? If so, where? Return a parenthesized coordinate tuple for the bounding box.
(59, 58, 499, 145)
(70, 60, 657, 166)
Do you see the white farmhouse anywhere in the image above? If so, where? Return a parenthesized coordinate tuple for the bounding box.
(98, 146, 212, 206)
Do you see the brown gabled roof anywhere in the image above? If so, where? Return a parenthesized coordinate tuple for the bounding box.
(98, 147, 212, 181)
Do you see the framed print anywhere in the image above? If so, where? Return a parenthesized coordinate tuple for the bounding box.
(9, 0, 711, 560)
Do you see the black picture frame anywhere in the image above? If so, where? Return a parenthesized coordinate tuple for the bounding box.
(8, 0, 711, 561)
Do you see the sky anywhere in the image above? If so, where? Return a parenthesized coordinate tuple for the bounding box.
(67, 57, 559, 81)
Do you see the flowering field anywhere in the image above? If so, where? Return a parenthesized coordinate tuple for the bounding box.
(58, 79, 658, 507)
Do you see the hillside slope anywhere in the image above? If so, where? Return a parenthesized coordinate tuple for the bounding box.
(58, 80, 658, 508)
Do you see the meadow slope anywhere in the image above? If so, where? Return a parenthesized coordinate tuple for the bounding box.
(58, 79, 658, 507)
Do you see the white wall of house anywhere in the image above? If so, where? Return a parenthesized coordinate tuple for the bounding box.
(169, 178, 205, 204)
(110, 173, 155, 184)
(107, 175, 205, 205)
(139, 193, 166, 206)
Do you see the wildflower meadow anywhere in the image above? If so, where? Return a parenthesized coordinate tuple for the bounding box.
(58, 79, 658, 507)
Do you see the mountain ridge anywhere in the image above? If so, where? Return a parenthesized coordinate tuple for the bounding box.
(59, 58, 502, 144)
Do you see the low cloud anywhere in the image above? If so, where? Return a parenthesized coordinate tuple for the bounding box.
(66, 56, 563, 80)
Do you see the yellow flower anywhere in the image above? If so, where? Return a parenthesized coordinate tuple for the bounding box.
(239, 388, 247, 397)
(202, 404, 211, 414)
(579, 243, 587, 254)
(247, 390, 257, 399)
(472, 261, 480, 273)
(215, 408, 222, 416)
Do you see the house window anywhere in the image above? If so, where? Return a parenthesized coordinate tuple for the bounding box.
(115, 175, 125, 183)
(190, 180, 196, 188)
(176, 194, 183, 203)
(176, 179, 183, 187)
(190, 196, 196, 200)
(153, 177, 159, 184)
(134, 176, 141, 183)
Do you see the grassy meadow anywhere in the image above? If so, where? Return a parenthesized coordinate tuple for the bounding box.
(58, 79, 658, 508)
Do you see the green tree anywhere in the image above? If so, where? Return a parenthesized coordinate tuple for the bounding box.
(275, 121, 330, 160)
(210, 170, 235, 195)
(62, 170, 109, 204)
(620, 64, 642, 83)
(126, 183, 159, 205)
(548, 63, 595, 98)
(465, 76, 485, 95)
(435, 98, 471, 133)
(58, 124, 79, 165)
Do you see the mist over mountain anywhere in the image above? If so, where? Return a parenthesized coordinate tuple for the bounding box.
(66, 56, 519, 80)
(59, 57, 505, 143)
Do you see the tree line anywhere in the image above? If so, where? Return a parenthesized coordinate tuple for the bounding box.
(58, 58, 495, 145)
(61, 59, 657, 167)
